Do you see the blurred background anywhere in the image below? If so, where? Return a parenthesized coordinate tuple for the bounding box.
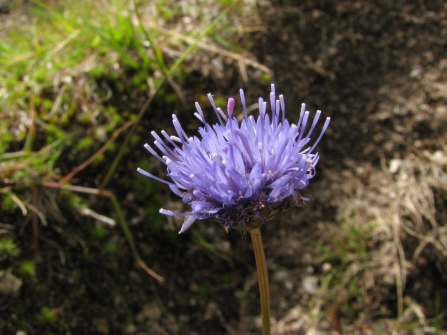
(1, 0, 446, 334)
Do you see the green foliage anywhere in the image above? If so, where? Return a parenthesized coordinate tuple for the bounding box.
(145, 206, 164, 231)
(76, 137, 94, 151)
(131, 162, 165, 230)
(310, 221, 378, 323)
(212, 31, 234, 50)
(0, 238, 20, 259)
(198, 283, 210, 297)
(103, 241, 117, 254)
(260, 72, 272, 85)
(66, 193, 86, 209)
(1, 135, 72, 186)
(0, 0, 160, 156)
(217, 0, 235, 7)
(20, 261, 36, 276)
(316, 223, 371, 267)
(82, 252, 93, 262)
(165, 92, 177, 104)
(221, 273, 230, 283)
(1, 194, 18, 212)
(156, 0, 182, 22)
(213, 96, 227, 109)
(36, 307, 57, 326)
(0, 132, 14, 155)
(192, 231, 231, 262)
(91, 225, 107, 239)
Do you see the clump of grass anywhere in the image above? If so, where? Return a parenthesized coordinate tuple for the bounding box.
(20, 260, 36, 276)
(392, 153, 447, 272)
(0, 237, 20, 260)
(1, 0, 155, 155)
(311, 221, 379, 323)
(36, 307, 57, 326)
(1, 194, 18, 212)
(103, 241, 117, 255)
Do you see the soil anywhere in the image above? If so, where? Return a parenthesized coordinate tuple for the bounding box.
(1, 0, 447, 334)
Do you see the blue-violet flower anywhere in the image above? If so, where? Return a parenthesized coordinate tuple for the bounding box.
(138, 84, 330, 233)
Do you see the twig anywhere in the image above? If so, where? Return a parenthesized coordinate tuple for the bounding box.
(59, 120, 134, 184)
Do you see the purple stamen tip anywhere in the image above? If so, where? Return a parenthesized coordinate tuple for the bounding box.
(227, 98, 235, 116)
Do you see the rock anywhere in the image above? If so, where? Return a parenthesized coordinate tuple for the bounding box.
(302, 275, 319, 295)
(0, 271, 22, 295)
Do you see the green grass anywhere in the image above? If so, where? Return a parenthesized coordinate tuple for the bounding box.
(309, 220, 379, 325)
(36, 307, 57, 326)
(0, 0, 243, 285)
(0, 238, 20, 259)
(19, 260, 36, 276)
(1, 0, 155, 154)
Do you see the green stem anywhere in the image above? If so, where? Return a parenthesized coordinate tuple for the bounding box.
(250, 227, 271, 335)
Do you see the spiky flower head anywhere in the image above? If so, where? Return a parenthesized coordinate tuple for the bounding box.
(137, 85, 330, 233)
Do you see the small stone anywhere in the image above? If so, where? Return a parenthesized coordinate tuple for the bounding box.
(389, 159, 401, 173)
(302, 275, 319, 295)
(272, 269, 288, 282)
(135, 303, 161, 323)
(305, 265, 315, 274)
(284, 281, 294, 290)
(124, 324, 136, 334)
(0, 271, 22, 295)
(322, 262, 332, 273)
(93, 318, 109, 334)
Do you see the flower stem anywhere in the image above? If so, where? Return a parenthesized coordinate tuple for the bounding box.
(250, 227, 271, 335)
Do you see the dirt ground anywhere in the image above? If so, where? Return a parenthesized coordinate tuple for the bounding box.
(1, 0, 447, 334)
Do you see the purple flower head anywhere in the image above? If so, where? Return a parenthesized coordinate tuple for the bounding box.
(137, 85, 330, 233)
